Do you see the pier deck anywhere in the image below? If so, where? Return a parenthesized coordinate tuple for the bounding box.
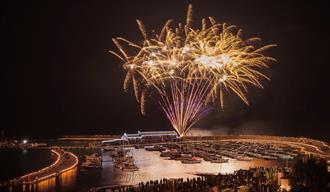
(7, 149, 78, 186)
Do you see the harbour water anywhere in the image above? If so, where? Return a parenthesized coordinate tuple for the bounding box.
(0, 148, 292, 192)
(0, 149, 56, 181)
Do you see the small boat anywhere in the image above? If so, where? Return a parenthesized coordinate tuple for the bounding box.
(121, 164, 139, 171)
(114, 161, 124, 168)
(160, 150, 172, 157)
(203, 156, 212, 162)
(81, 161, 102, 168)
(120, 159, 139, 171)
(277, 154, 293, 160)
(181, 157, 202, 164)
(171, 153, 192, 160)
(145, 145, 166, 151)
(264, 156, 277, 160)
(236, 155, 253, 161)
(210, 158, 229, 163)
(82, 153, 102, 169)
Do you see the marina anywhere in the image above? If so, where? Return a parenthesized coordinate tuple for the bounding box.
(4, 0, 330, 191)
(1, 135, 329, 191)
(104, 140, 302, 165)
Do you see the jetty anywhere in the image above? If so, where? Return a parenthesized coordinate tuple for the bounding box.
(2, 149, 78, 186)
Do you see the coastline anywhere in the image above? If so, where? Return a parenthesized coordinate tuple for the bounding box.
(0, 149, 78, 188)
(0, 149, 55, 182)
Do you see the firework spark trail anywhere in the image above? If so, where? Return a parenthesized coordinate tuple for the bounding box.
(159, 79, 211, 137)
(111, 4, 276, 136)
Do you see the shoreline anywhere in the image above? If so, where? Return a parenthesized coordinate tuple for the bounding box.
(0, 149, 78, 187)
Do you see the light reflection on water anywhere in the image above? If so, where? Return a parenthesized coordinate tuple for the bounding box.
(59, 168, 77, 190)
(7, 167, 78, 192)
(37, 177, 56, 192)
(3, 148, 289, 192)
(114, 148, 285, 185)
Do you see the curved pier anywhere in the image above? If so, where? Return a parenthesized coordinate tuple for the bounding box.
(4, 149, 78, 186)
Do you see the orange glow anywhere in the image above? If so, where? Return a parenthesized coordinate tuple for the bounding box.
(9, 150, 79, 186)
(37, 177, 56, 192)
(59, 167, 77, 189)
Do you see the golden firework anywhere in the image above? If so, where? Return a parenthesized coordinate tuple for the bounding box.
(110, 4, 276, 137)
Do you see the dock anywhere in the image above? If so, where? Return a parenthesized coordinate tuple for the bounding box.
(3, 149, 78, 186)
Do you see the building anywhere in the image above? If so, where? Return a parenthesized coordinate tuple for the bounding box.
(122, 131, 178, 143)
(102, 131, 178, 145)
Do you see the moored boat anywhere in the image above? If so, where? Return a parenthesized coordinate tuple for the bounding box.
(181, 157, 202, 164)
(210, 158, 228, 163)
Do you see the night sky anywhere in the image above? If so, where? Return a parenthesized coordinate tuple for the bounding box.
(4, 0, 330, 140)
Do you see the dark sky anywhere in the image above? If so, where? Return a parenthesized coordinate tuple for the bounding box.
(4, 0, 330, 140)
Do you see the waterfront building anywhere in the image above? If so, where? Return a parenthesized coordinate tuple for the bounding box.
(102, 130, 178, 145)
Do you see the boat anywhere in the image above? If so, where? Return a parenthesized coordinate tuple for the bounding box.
(181, 157, 202, 164)
(160, 151, 172, 157)
(114, 161, 124, 168)
(119, 157, 139, 171)
(145, 145, 166, 151)
(236, 155, 253, 161)
(81, 153, 102, 169)
(85, 153, 101, 161)
(81, 160, 102, 168)
(121, 164, 139, 171)
(171, 153, 192, 160)
(203, 156, 212, 162)
(210, 158, 228, 163)
(264, 155, 278, 160)
(276, 153, 294, 160)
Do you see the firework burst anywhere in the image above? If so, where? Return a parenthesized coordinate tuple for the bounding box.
(110, 4, 276, 137)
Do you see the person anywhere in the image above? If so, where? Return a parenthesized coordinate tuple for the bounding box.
(209, 185, 219, 192)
